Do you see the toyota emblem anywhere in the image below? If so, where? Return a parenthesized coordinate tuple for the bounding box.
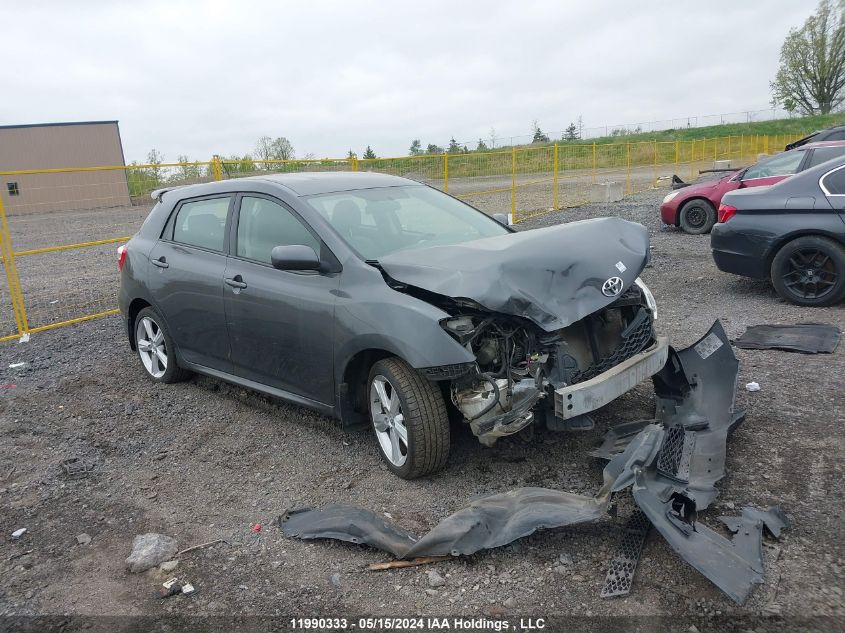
(601, 276, 624, 297)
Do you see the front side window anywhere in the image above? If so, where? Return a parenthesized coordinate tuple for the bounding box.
(236, 196, 320, 264)
(821, 167, 845, 195)
(743, 151, 805, 180)
(171, 197, 230, 251)
(305, 185, 509, 260)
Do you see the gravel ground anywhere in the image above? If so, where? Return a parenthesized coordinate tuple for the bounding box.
(1, 187, 843, 631)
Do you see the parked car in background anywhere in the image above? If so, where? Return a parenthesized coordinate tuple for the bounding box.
(711, 155, 845, 306)
(660, 141, 845, 235)
(118, 172, 662, 479)
(785, 124, 845, 150)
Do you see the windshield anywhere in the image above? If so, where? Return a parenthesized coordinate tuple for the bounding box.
(304, 185, 510, 259)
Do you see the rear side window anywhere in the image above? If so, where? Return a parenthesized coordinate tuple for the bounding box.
(170, 197, 230, 251)
(743, 151, 804, 180)
(236, 196, 320, 264)
(807, 146, 845, 168)
(825, 131, 845, 141)
(821, 167, 845, 195)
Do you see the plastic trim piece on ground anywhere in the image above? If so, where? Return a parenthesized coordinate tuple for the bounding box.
(281, 321, 789, 605)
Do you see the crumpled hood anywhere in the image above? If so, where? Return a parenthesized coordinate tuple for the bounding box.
(378, 217, 650, 331)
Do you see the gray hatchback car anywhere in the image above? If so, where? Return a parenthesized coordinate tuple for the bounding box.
(119, 172, 663, 478)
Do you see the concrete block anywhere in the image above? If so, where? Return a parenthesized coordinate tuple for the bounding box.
(713, 159, 733, 170)
(590, 181, 624, 203)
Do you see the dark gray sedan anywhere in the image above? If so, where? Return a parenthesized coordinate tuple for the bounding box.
(711, 157, 845, 306)
(118, 172, 662, 478)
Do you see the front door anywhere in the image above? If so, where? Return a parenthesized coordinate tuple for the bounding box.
(224, 194, 339, 404)
(146, 195, 234, 372)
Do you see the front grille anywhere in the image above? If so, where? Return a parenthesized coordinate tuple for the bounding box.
(570, 309, 654, 383)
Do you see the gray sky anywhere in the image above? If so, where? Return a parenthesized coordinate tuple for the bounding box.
(4, 0, 815, 163)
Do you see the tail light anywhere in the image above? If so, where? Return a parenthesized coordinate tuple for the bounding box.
(717, 204, 737, 223)
(117, 244, 127, 270)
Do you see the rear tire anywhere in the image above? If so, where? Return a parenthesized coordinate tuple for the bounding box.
(770, 236, 845, 306)
(367, 357, 450, 479)
(679, 199, 716, 234)
(134, 307, 192, 383)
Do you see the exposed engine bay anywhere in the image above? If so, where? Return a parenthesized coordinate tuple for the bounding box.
(440, 282, 657, 444)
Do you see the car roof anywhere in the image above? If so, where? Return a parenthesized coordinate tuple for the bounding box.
(800, 139, 845, 149)
(242, 171, 420, 196)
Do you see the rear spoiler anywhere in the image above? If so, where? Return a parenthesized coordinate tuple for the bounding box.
(150, 187, 179, 202)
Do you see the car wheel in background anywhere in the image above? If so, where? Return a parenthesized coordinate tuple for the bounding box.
(679, 199, 717, 234)
(367, 357, 449, 479)
(770, 236, 845, 307)
(134, 307, 192, 383)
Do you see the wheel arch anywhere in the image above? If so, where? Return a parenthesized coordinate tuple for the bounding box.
(338, 347, 399, 427)
(765, 229, 845, 271)
(126, 298, 152, 350)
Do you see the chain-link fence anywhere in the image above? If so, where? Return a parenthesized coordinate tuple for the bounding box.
(0, 132, 805, 342)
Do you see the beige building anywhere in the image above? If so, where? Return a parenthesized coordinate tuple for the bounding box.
(0, 120, 131, 215)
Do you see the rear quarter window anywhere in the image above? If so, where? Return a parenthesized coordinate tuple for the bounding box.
(821, 167, 845, 195)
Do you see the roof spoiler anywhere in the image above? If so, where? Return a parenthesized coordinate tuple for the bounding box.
(150, 187, 178, 202)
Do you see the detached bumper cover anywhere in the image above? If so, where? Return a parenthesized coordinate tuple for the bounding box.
(554, 336, 669, 419)
(282, 321, 788, 605)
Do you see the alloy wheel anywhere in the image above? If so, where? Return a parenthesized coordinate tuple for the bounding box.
(136, 316, 168, 378)
(781, 248, 839, 301)
(370, 375, 408, 467)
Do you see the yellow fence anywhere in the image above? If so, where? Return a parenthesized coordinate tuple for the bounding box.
(0, 133, 805, 342)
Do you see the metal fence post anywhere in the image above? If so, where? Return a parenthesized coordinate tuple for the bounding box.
(652, 140, 657, 185)
(591, 142, 597, 184)
(443, 153, 449, 193)
(552, 144, 559, 209)
(689, 140, 695, 181)
(674, 140, 679, 170)
(625, 143, 631, 194)
(511, 147, 516, 221)
(212, 155, 223, 181)
(0, 195, 28, 340)
(764, 135, 769, 155)
(351, 156, 359, 171)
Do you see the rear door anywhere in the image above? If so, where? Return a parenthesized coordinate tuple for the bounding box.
(223, 194, 339, 404)
(147, 195, 233, 372)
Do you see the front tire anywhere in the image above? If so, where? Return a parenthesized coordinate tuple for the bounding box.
(770, 236, 845, 306)
(134, 307, 191, 383)
(367, 358, 449, 479)
(679, 199, 716, 234)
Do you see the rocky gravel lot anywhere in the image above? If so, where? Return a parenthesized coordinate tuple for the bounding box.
(1, 187, 843, 631)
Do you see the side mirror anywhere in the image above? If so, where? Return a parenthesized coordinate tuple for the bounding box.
(492, 213, 509, 226)
(270, 245, 321, 271)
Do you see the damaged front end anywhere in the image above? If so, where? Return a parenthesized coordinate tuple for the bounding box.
(376, 217, 663, 446)
(439, 281, 662, 445)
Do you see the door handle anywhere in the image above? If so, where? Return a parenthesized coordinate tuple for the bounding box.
(151, 257, 169, 269)
(224, 275, 248, 289)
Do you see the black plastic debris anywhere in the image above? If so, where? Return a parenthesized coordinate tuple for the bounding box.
(60, 457, 96, 479)
(282, 321, 788, 605)
(733, 324, 841, 354)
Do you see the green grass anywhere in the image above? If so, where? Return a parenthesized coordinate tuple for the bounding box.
(559, 113, 845, 145)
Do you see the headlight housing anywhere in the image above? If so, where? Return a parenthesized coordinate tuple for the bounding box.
(662, 191, 680, 204)
(635, 277, 657, 320)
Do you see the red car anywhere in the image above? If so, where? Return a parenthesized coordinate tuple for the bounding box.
(660, 140, 845, 234)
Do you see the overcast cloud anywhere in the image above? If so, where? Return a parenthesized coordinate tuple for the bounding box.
(2, 1, 814, 163)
